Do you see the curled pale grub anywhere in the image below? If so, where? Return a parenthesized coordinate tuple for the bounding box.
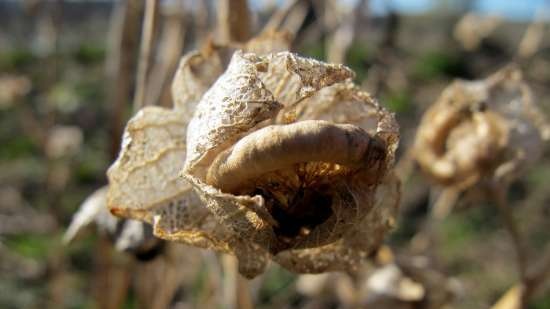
(106, 34, 399, 277)
(206, 120, 385, 192)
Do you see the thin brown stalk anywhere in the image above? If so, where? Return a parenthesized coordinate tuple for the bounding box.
(279, 0, 308, 38)
(194, 0, 210, 46)
(237, 275, 254, 309)
(106, 0, 142, 158)
(222, 254, 253, 309)
(261, 0, 299, 33)
(92, 238, 131, 309)
(133, 0, 158, 110)
(144, 7, 185, 108)
(326, 0, 367, 64)
(523, 243, 550, 301)
(98, 1, 141, 307)
(492, 186, 529, 285)
(517, 8, 547, 60)
(221, 254, 237, 309)
(217, 0, 251, 43)
(491, 243, 550, 309)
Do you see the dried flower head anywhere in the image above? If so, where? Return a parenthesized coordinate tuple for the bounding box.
(413, 66, 548, 191)
(106, 33, 399, 277)
(182, 51, 399, 275)
(454, 13, 501, 51)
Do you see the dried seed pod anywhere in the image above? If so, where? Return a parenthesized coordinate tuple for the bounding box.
(454, 13, 501, 51)
(413, 66, 547, 190)
(106, 34, 397, 277)
(183, 50, 399, 273)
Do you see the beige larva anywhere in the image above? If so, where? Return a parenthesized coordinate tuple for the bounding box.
(206, 120, 385, 192)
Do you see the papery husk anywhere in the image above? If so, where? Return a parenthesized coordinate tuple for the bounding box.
(105, 32, 294, 277)
(105, 106, 268, 277)
(413, 66, 547, 190)
(108, 32, 399, 277)
(171, 30, 292, 113)
(273, 172, 400, 273)
(182, 50, 399, 274)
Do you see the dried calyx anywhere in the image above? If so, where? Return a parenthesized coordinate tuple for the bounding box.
(105, 32, 400, 278)
(414, 66, 548, 191)
(182, 49, 399, 269)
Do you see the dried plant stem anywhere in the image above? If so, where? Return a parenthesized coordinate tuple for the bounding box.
(394, 148, 416, 183)
(106, 0, 142, 158)
(492, 186, 528, 283)
(261, 0, 299, 33)
(492, 243, 550, 309)
(144, 8, 185, 108)
(326, 0, 367, 64)
(221, 254, 254, 309)
(516, 8, 547, 60)
(133, 0, 158, 110)
(18, 103, 47, 148)
(93, 238, 131, 309)
(431, 187, 459, 220)
(409, 188, 446, 253)
(221, 254, 237, 309)
(194, 0, 210, 46)
(217, 0, 251, 43)
(523, 243, 550, 303)
(279, 1, 308, 38)
(237, 274, 254, 309)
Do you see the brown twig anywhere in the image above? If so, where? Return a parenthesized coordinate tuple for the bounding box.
(106, 0, 142, 159)
(523, 243, 550, 302)
(144, 6, 185, 108)
(491, 186, 529, 284)
(222, 254, 254, 309)
(133, 0, 158, 110)
(217, 0, 251, 43)
(491, 243, 550, 309)
(261, 0, 299, 33)
(326, 0, 367, 64)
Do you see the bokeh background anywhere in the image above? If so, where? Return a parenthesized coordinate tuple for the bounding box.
(1, 0, 550, 308)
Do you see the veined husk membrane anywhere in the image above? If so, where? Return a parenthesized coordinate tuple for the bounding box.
(106, 38, 399, 278)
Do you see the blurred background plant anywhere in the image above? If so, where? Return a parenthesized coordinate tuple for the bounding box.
(1, 0, 550, 308)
